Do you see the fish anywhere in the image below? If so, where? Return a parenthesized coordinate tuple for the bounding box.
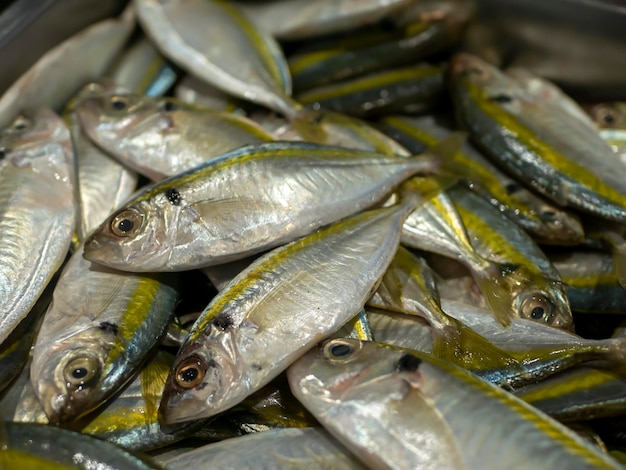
(159, 199, 417, 424)
(376, 114, 584, 244)
(0, 421, 162, 469)
(288, 338, 623, 469)
(0, 7, 135, 127)
(75, 93, 274, 181)
(515, 366, 626, 421)
(233, 0, 415, 40)
(30, 244, 180, 423)
(162, 428, 364, 470)
(297, 64, 445, 118)
(449, 53, 626, 222)
(0, 108, 76, 345)
(83, 141, 439, 272)
(288, 0, 473, 92)
(550, 250, 626, 314)
(109, 36, 178, 98)
(136, 0, 300, 119)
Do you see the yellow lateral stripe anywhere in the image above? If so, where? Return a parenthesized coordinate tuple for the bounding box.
(562, 271, 619, 289)
(429, 355, 618, 468)
(189, 209, 385, 341)
(468, 81, 626, 207)
(218, 0, 288, 92)
(299, 66, 442, 104)
(106, 277, 164, 365)
(289, 49, 344, 75)
(0, 450, 72, 469)
(519, 369, 617, 404)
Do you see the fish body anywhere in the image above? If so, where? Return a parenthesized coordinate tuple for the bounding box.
(0, 108, 76, 344)
(76, 93, 273, 181)
(288, 339, 622, 469)
(30, 245, 180, 423)
(83, 141, 437, 272)
(159, 201, 415, 423)
(450, 53, 626, 222)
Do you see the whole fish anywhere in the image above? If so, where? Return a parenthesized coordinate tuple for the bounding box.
(376, 114, 584, 244)
(83, 141, 439, 272)
(0, 108, 76, 344)
(449, 53, 626, 222)
(159, 200, 416, 424)
(76, 93, 274, 181)
(0, 421, 162, 469)
(30, 244, 180, 423)
(163, 428, 364, 470)
(136, 0, 300, 119)
(0, 7, 135, 127)
(288, 339, 623, 469)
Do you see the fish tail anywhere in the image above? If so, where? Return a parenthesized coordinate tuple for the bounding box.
(288, 107, 330, 143)
(473, 261, 516, 327)
(432, 317, 520, 370)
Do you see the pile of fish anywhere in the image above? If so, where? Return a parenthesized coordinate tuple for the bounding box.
(1, 0, 626, 468)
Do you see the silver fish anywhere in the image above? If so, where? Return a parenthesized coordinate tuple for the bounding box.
(159, 200, 416, 424)
(0, 108, 76, 345)
(83, 141, 438, 272)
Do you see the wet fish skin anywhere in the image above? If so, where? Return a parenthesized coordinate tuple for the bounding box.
(136, 0, 299, 118)
(159, 201, 415, 424)
(376, 114, 584, 244)
(0, 108, 76, 345)
(1, 421, 162, 469)
(30, 244, 180, 424)
(288, 338, 623, 470)
(83, 141, 438, 272)
(298, 64, 445, 119)
(449, 53, 626, 222)
(163, 428, 365, 470)
(75, 92, 273, 181)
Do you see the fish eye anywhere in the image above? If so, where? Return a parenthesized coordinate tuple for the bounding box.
(109, 95, 130, 111)
(64, 357, 100, 387)
(161, 100, 178, 112)
(175, 356, 206, 389)
(110, 209, 143, 237)
(521, 294, 555, 324)
(9, 116, 31, 132)
(323, 339, 359, 362)
(595, 106, 618, 127)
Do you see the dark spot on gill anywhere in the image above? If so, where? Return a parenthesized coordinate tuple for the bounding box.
(489, 94, 513, 104)
(541, 210, 557, 220)
(212, 313, 233, 330)
(504, 182, 521, 195)
(162, 100, 177, 112)
(0, 148, 6, 160)
(499, 263, 519, 276)
(98, 321, 119, 335)
(396, 354, 422, 372)
(165, 188, 182, 206)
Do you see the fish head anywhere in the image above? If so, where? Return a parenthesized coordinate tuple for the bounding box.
(288, 339, 424, 409)
(74, 92, 168, 146)
(504, 268, 574, 331)
(449, 53, 525, 112)
(531, 203, 584, 245)
(83, 199, 171, 271)
(159, 329, 242, 424)
(30, 329, 113, 424)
